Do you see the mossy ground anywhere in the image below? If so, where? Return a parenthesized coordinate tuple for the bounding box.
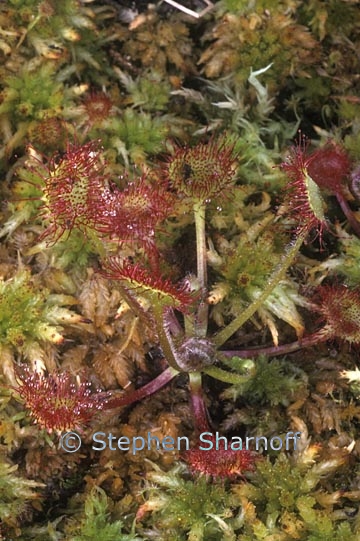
(0, 1, 360, 539)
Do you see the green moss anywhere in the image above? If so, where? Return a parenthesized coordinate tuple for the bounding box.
(0, 268, 80, 355)
(222, 355, 306, 406)
(0, 64, 64, 122)
(141, 464, 237, 540)
(69, 487, 141, 541)
(220, 233, 281, 294)
(0, 459, 41, 531)
(107, 109, 169, 165)
(235, 451, 357, 540)
(199, 10, 319, 94)
(0, 0, 360, 538)
(118, 71, 171, 112)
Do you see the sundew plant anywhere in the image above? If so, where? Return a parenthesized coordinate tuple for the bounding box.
(1, 0, 360, 539)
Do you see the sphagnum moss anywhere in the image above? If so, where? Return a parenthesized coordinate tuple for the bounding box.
(1, 1, 360, 539)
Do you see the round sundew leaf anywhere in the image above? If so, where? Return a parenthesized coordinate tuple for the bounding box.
(281, 136, 328, 236)
(183, 434, 257, 479)
(13, 365, 108, 432)
(307, 142, 351, 194)
(39, 140, 110, 241)
(166, 135, 238, 202)
(317, 284, 360, 344)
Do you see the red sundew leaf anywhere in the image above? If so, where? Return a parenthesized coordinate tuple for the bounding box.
(183, 435, 257, 479)
(316, 284, 360, 345)
(38, 140, 111, 243)
(83, 91, 113, 126)
(166, 134, 238, 202)
(100, 258, 196, 313)
(13, 365, 108, 432)
(94, 174, 175, 253)
(307, 141, 351, 195)
(281, 135, 327, 237)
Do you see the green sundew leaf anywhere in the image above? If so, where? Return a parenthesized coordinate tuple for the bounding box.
(304, 171, 326, 223)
